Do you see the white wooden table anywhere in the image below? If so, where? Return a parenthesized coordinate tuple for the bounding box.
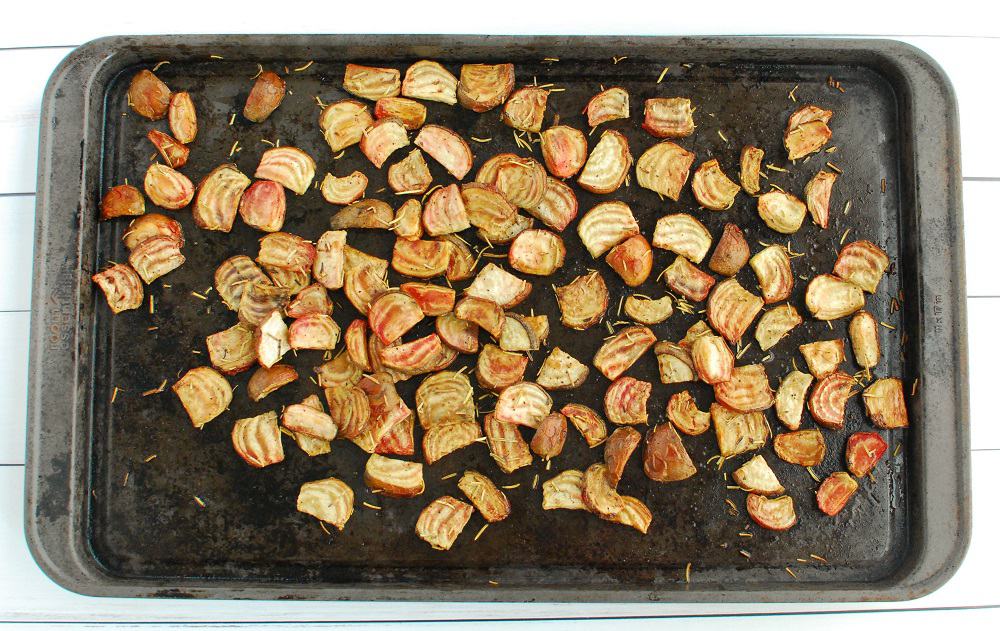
(2, 3, 998, 628)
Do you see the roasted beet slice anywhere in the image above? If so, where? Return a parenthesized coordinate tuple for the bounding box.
(667, 391, 710, 436)
(747, 494, 797, 531)
(542, 470, 586, 511)
(834, 240, 890, 293)
(864, 378, 909, 428)
(422, 421, 482, 465)
(849, 311, 880, 369)
(806, 274, 864, 321)
(238, 281, 290, 327)
(323, 384, 371, 439)
(712, 404, 769, 458)
(800, 339, 845, 379)
(708, 222, 750, 277)
(707, 278, 764, 344)
(816, 471, 858, 516)
(554, 271, 608, 330)
(714, 364, 774, 413)
(758, 190, 806, 234)
(461, 182, 517, 230)
(624, 295, 673, 325)
(320, 171, 367, 206)
(314, 354, 362, 389)
(604, 496, 653, 534)
(393, 199, 424, 240)
(654, 341, 695, 384)
(846, 432, 888, 477)
(775, 370, 813, 430)
(652, 213, 712, 264)
(373, 411, 414, 456)
(239, 180, 286, 232)
(536, 347, 589, 391)
(498, 314, 539, 352)
(128, 69, 171, 120)
(584, 87, 629, 127)
(214, 255, 266, 310)
(374, 97, 427, 130)
(665, 256, 716, 302)
(357, 373, 413, 445)
(401, 60, 458, 104)
(739, 145, 764, 196)
(297, 477, 354, 530)
(690, 334, 733, 385)
(343, 63, 400, 100)
(805, 170, 838, 229)
(692, 159, 740, 210)
(243, 70, 285, 122)
(101, 184, 145, 221)
(255, 310, 290, 368)
(379, 333, 449, 375)
(577, 201, 640, 258)
(561, 404, 607, 448)
(578, 130, 632, 194)
(774, 429, 826, 466)
(422, 184, 470, 236)
(194, 164, 250, 232)
(416, 496, 473, 550)
(643, 97, 694, 138)
(484, 413, 532, 474)
(755, 304, 802, 351)
(476, 344, 528, 391)
(606, 235, 653, 287)
(540, 125, 588, 178)
(206, 323, 257, 374)
(247, 364, 297, 402)
(344, 261, 390, 316)
(494, 381, 552, 429)
(531, 412, 569, 460)
(454, 295, 504, 337)
(644, 422, 696, 482)
(509, 229, 566, 276)
(320, 99, 373, 153)
(414, 125, 473, 179)
(436, 312, 479, 354)
(399, 282, 454, 316)
(129, 235, 185, 284)
(784, 104, 833, 160)
(172, 366, 232, 428)
(342, 320, 371, 372)
(635, 141, 695, 201)
(808, 371, 855, 430)
(491, 156, 548, 210)
(604, 376, 651, 426)
(465, 263, 531, 308)
(750, 245, 793, 304)
(387, 150, 432, 196)
(391, 238, 451, 279)
(503, 86, 548, 132)
(313, 230, 347, 290)
(92, 264, 144, 313)
(146, 129, 189, 169)
(593, 325, 656, 381)
(415, 371, 475, 429)
(582, 463, 625, 518)
(458, 471, 512, 522)
(144, 163, 193, 210)
(288, 314, 341, 350)
(457, 63, 514, 112)
(331, 198, 394, 230)
(604, 426, 641, 485)
(255, 147, 316, 196)
(733, 455, 784, 496)
(530, 177, 579, 231)
(257, 231, 315, 274)
(168, 91, 197, 143)
(364, 454, 424, 498)
(477, 212, 534, 245)
(359, 117, 409, 168)
(232, 412, 284, 468)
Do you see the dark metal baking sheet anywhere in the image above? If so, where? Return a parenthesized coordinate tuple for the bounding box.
(24, 35, 969, 602)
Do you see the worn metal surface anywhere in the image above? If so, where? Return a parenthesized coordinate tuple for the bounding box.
(25, 35, 969, 601)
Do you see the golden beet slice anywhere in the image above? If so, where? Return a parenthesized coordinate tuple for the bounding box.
(476, 343, 528, 391)
(536, 347, 589, 391)
(758, 190, 806, 234)
(422, 184, 470, 236)
(578, 201, 640, 259)
(530, 177, 578, 231)
(542, 470, 586, 510)
(297, 478, 354, 531)
(864, 377, 909, 428)
(92, 264, 143, 313)
(805, 170, 838, 229)
(286, 284, 332, 318)
(495, 381, 552, 429)
(652, 213, 712, 264)
(343, 63, 400, 100)
(461, 182, 517, 230)
(360, 117, 410, 168)
(643, 97, 694, 138)
(747, 494, 797, 531)
(320, 99, 373, 153)
(624, 295, 673, 325)
(144, 163, 193, 210)
(422, 421, 481, 465)
(320, 171, 367, 206)
(313, 230, 347, 290)
(244, 71, 285, 122)
(690, 334, 733, 385)
(712, 404, 769, 458)
(129, 235, 185, 284)
(168, 91, 197, 144)
(635, 141, 695, 201)
(365, 454, 424, 498)
(232, 411, 284, 468)
(255, 147, 316, 196)
(194, 164, 250, 232)
(806, 274, 864, 321)
(503, 86, 548, 132)
(784, 104, 833, 160)
(593, 325, 656, 380)
(555, 271, 608, 330)
(582, 463, 625, 518)
(644, 422, 696, 482)
(465, 263, 531, 308)
(394, 199, 424, 239)
(248, 364, 297, 402)
(733, 455, 784, 496)
(401, 60, 458, 104)
(484, 414, 532, 474)
(664, 255, 716, 302)
(454, 295, 504, 337)
(584, 87, 629, 127)
(714, 364, 774, 413)
(707, 278, 764, 344)
(691, 159, 740, 210)
(774, 429, 826, 466)
(654, 341, 695, 385)
(415, 371, 475, 429)
(458, 470, 512, 522)
(561, 403, 607, 448)
(509, 229, 566, 276)
(749, 245, 793, 304)
(799, 339, 846, 379)
(667, 390, 710, 436)
(172, 366, 232, 428)
(457, 63, 514, 112)
(374, 97, 427, 130)
(755, 304, 802, 352)
(388, 149, 433, 195)
(207, 323, 257, 375)
(436, 312, 479, 354)
(128, 69, 171, 120)
(540, 125, 588, 178)
(577, 130, 632, 194)
(391, 238, 452, 279)
(849, 310, 881, 369)
(833, 240, 890, 293)
(739, 145, 764, 195)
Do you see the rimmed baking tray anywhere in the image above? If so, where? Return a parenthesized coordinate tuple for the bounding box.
(24, 35, 969, 602)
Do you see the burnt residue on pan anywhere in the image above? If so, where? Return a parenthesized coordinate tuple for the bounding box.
(31, 37, 968, 602)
